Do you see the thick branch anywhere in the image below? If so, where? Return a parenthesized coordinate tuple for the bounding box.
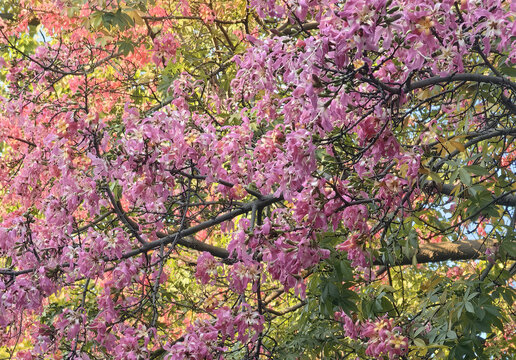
(1, 231, 508, 278)
(169, 235, 231, 261)
(264, 301, 306, 316)
(437, 183, 516, 207)
(0, 196, 281, 277)
(367, 73, 516, 95)
(170, 235, 504, 268)
(142, 15, 244, 25)
(279, 21, 318, 35)
(374, 240, 495, 267)
(406, 74, 516, 93)
(405, 73, 516, 93)
(118, 195, 282, 261)
(0, 13, 14, 21)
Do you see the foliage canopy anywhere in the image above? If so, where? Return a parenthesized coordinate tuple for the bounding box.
(0, 0, 515, 359)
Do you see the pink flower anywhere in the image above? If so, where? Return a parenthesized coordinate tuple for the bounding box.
(228, 259, 261, 293)
(335, 311, 359, 339)
(195, 252, 221, 285)
(152, 33, 180, 67)
(199, 4, 216, 24)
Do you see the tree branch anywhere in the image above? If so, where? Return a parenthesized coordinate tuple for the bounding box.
(366, 73, 516, 95)
(0, 196, 281, 277)
(435, 183, 516, 207)
(374, 240, 497, 267)
(0, 13, 14, 21)
(118, 195, 282, 261)
(405, 73, 516, 93)
(142, 15, 244, 25)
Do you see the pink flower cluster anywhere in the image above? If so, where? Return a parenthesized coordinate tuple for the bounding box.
(228, 214, 330, 297)
(165, 304, 264, 359)
(196, 252, 221, 285)
(335, 312, 409, 359)
(446, 266, 464, 280)
(152, 33, 180, 67)
(199, 4, 216, 24)
(0, 0, 513, 357)
(337, 234, 375, 281)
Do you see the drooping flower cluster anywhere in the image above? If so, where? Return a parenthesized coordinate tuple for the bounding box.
(196, 252, 222, 285)
(227, 213, 330, 296)
(335, 311, 409, 359)
(336, 233, 371, 277)
(152, 33, 180, 67)
(165, 304, 264, 359)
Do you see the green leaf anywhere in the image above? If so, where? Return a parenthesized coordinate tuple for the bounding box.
(414, 338, 427, 349)
(475, 306, 485, 320)
(500, 288, 516, 306)
(458, 168, 471, 186)
(446, 330, 457, 339)
(499, 66, 516, 77)
(464, 165, 490, 176)
(466, 292, 479, 301)
(500, 241, 516, 257)
(413, 326, 427, 337)
(465, 302, 474, 313)
(117, 40, 135, 55)
(428, 171, 442, 184)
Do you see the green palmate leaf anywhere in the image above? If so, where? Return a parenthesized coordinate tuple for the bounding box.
(465, 302, 474, 313)
(458, 168, 472, 186)
(117, 40, 135, 55)
(499, 66, 516, 77)
(500, 241, 516, 257)
(463, 164, 490, 176)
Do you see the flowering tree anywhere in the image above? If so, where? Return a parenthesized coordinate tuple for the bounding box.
(0, 0, 515, 358)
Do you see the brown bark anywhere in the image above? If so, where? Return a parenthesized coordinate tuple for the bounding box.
(373, 240, 494, 266)
(437, 183, 516, 207)
(172, 236, 503, 267)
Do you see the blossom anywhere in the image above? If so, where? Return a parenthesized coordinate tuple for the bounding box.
(199, 4, 216, 24)
(196, 252, 221, 285)
(152, 33, 180, 67)
(336, 314, 409, 359)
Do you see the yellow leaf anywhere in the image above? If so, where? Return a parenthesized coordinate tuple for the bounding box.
(449, 140, 466, 152)
(451, 184, 461, 196)
(417, 89, 431, 100)
(435, 143, 445, 155)
(399, 163, 409, 177)
(126, 10, 145, 26)
(420, 276, 442, 291)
